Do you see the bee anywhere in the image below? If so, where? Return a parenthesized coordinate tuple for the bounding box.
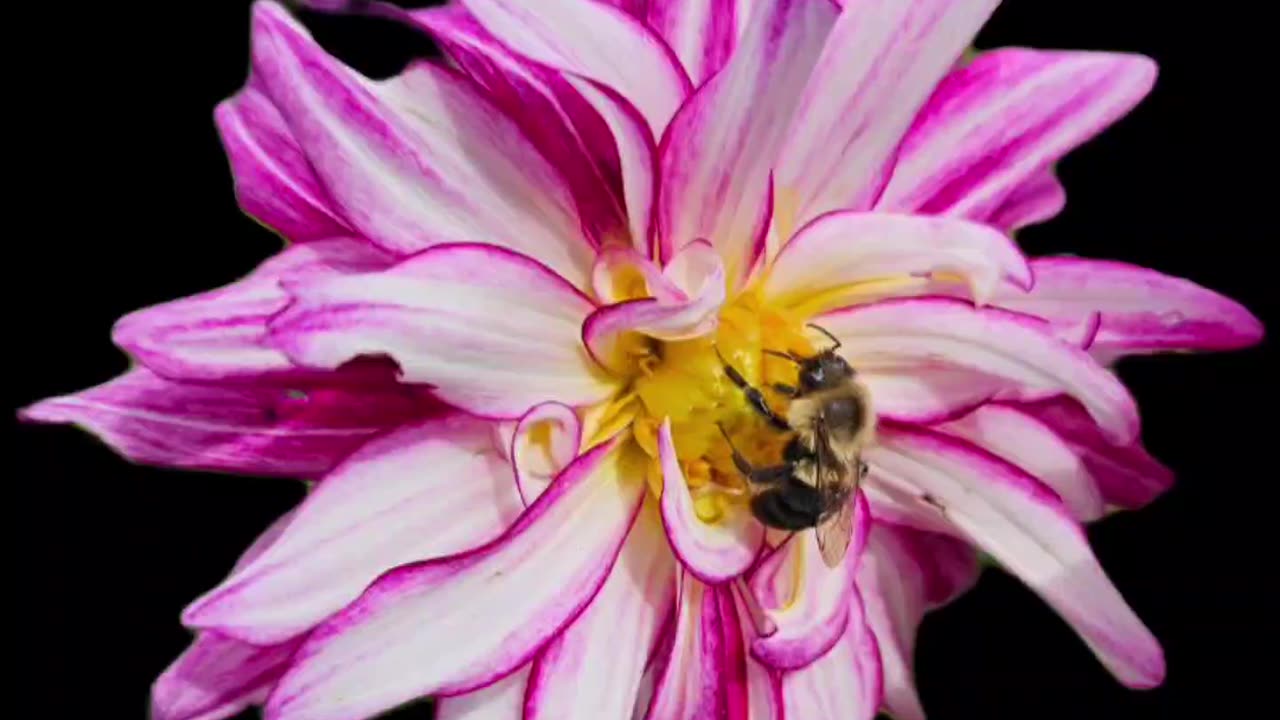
(716, 325, 873, 567)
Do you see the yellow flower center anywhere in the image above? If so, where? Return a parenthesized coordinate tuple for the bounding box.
(585, 286, 820, 524)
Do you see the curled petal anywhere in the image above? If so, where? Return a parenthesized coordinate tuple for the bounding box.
(266, 439, 644, 720)
(525, 511, 676, 720)
(658, 419, 764, 583)
(867, 426, 1165, 688)
(461, 0, 690, 135)
(1017, 396, 1174, 510)
(777, 0, 1000, 228)
(748, 495, 868, 670)
(250, 3, 592, 280)
(937, 404, 1105, 521)
(762, 211, 1031, 315)
(215, 79, 349, 241)
(270, 243, 616, 419)
(879, 48, 1157, 221)
(819, 297, 1140, 443)
(987, 169, 1067, 233)
(658, 0, 837, 276)
(512, 402, 584, 507)
(113, 238, 393, 382)
(437, 667, 529, 720)
(584, 241, 727, 372)
(993, 257, 1264, 362)
(19, 367, 433, 479)
(780, 587, 882, 720)
(592, 247, 683, 305)
(183, 416, 522, 644)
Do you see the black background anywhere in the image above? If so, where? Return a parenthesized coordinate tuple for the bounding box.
(11, 1, 1275, 718)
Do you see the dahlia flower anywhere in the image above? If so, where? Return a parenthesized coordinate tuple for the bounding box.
(23, 1, 1263, 719)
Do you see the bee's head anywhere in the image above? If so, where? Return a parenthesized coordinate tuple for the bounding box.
(797, 350, 854, 392)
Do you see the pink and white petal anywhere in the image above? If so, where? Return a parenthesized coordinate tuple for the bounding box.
(250, 5, 592, 281)
(592, 247, 683, 305)
(857, 364, 1005, 425)
(731, 592, 785, 720)
(867, 426, 1165, 688)
(1017, 396, 1174, 510)
(937, 404, 1105, 521)
(270, 244, 615, 419)
(215, 80, 349, 241)
(762, 212, 1031, 311)
(647, 0, 741, 85)
(819, 298, 1140, 443)
(153, 511, 303, 720)
(412, 6, 631, 248)
(658, 0, 837, 276)
(748, 496, 868, 670)
(512, 402, 584, 507)
(645, 572, 749, 720)
(152, 631, 304, 720)
(113, 238, 393, 382)
(461, 0, 690, 135)
(993, 257, 1264, 361)
(265, 439, 644, 720)
(525, 509, 676, 719)
(183, 416, 523, 644)
(437, 667, 529, 720)
(658, 419, 763, 583)
(19, 368, 435, 479)
(856, 523, 979, 720)
(584, 243, 726, 371)
(780, 588, 881, 720)
(986, 169, 1067, 232)
(878, 49, 1157, 221)
(777, 0, 1000, 229)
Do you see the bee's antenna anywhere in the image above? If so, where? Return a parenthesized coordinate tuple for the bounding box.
(806, 323, 842, 351)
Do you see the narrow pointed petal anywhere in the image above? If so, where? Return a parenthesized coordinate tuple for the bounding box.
(183, 416, 523, 644)
(645, 572, 749, 720)
(152, 631, 303, 720)
(266, 439, 644, 720)
(658, 0, 837, 277)
(152, 512, 303, 720)
(584, 242, 726, 372)
(1018, 396, 1174, 510)
(215, 79, 350, 241)
(819, 297, 1140, 443)
(762, 212, 1031, 314)
(732, 592, 785, 720)
(512, 402, 583, 507)
(993, 258, 1264, 361)
(856, 523, 979, 720)
(461, 0, 690, 135)
(113, 238, 393, 382)
(937, 404, 1105, 521)
(878, 49, 1157, 221)
(867, 425, 1165, 688)
(987, 169, 1067, 232)
(20, 368, 433, 478)
(777, 0, 1000, 228)
(526, 512, 676, 719)
(270, 243, 615, 419)
(412, 6, 631, 248)
(748, 497, 864, 670)
(250, 4, 592, 280)
(647, 0, 741, 85)
(781, 588, 882, 720)
(436, 668, 529, 720)
(658, 419, 763, 583)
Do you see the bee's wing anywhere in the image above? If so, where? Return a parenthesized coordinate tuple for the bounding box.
(813, 413, 858, 568)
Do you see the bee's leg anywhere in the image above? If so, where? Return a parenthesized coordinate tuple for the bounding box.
(772, 383, 799, 398)
(719, 424, 792, 485)
(715, 348, 791, 431)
